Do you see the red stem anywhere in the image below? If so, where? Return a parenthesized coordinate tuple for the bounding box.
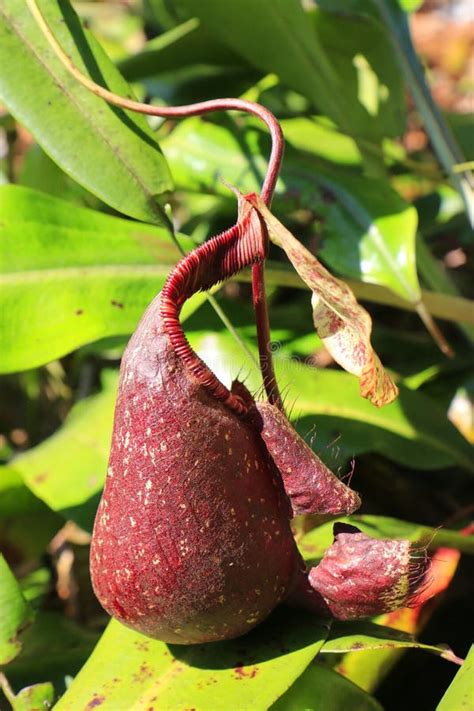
(151, 100, 284, 412)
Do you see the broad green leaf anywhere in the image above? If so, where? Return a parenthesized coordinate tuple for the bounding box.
(0, 0, 173, 224)
(0, 186, 196, 373)
(118, 18, 244, 81)
(0, 556, 33, 665)
(190, 330, 474, 472)
(298, 515, 474, 561)
(321, 621, 458, 661)
(56, 611, 328, 711)
(271, 664, 383, 711)
(248, 193, 399, 407)
(178, 1, 404, 140)
(437, 645, 474, 711)
(163, 118, 421, 303)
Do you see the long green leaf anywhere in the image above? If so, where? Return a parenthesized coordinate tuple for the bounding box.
(321, 621, 459, 661)
(0, 186, 195, 373)
(56, 612, 328, 711)
(0, 0, 173, 224)
(260, 262, 474, 326)
(0, 556, 33, 665)
(370, 0, 474, 224)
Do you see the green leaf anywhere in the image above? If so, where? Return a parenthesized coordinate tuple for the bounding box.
(0, 186, 196, 373)
(280, 116, 362, 167)
(0, 0, 173, 224)
(299, 515, 474, 561)
(18, 143, 101, 208)
(189, 330, 474, 472)
(437, 645, 474, 711)
(370, 0, 473, 224)
(270, 663, 383, 711)
(178, 1, 404, 140)
(0, 555, 33, 665)
(118, 18, 244, 82)
(308, 8, 405, 139)
(56, 611, 328, 711)
(317, 170, 420, 302)
(321, 621, 458, 661)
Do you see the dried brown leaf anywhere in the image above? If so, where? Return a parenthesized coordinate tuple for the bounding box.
(246, 194, 398, 407)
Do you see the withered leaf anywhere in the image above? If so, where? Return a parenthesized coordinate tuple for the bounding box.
(246, 194, 398, 407)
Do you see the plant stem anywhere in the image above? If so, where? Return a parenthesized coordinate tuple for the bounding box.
(252, 262, 284, 410)
(27, 0, 284, 410)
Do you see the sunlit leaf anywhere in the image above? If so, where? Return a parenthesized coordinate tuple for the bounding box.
(55, 611, 329, 711)
(162, 118, 421, 306)
(0, 0, 173, 224)
(0, 186, 196, 373)
(178, 0, 405, 140)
